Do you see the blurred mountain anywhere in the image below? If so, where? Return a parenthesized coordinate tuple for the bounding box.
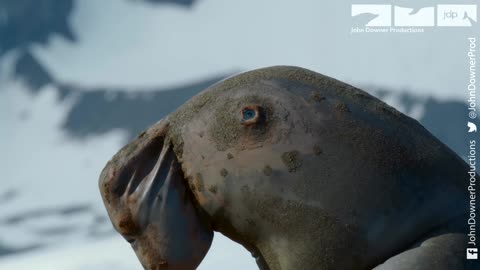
(58, 75, 227, 140)
(0, 0, 195, 56)
(0, 0, 75, 55)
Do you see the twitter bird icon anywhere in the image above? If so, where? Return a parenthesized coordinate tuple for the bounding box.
(468, 122, 477, 133)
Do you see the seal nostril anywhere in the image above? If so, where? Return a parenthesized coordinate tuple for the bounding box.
(125, 136, 166, 196)
(100, 126, 168, 202)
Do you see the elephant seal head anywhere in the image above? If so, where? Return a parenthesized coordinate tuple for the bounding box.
(99, 66, 468, 270)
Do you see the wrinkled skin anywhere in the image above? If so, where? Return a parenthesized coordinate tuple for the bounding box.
(99, 66, 477, 270)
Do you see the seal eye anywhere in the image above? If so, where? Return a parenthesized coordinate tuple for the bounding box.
(241, 106, 262, 125)
(243, 109, 256, 120)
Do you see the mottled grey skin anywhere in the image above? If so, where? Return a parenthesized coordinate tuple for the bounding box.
(99, 66, 477, 270)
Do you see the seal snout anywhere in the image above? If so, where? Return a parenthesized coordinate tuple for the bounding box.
(99, 119, 170, 236)
(99, 119, 213, 270)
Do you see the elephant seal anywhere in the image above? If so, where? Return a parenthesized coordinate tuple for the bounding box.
(99, 66, 476, 270)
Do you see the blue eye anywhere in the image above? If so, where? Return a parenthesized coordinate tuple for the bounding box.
(241, 106, 264, 125)
(242, 109, 257, 120)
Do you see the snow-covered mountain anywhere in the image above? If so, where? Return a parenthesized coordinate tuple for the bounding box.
(0, 1, 477, 269)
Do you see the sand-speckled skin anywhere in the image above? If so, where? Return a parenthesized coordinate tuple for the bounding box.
(99, 66, 476, 270)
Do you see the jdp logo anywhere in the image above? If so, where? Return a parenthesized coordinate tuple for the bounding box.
(352, 4, 477, 27)
(438, 5, 477, 26)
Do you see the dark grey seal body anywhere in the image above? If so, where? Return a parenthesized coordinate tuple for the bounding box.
(99, 66, 477, 270)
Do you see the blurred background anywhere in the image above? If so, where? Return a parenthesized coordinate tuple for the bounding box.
(0, 0, 477, 269)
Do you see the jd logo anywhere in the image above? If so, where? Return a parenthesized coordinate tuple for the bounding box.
(352, 4, 477, 27)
